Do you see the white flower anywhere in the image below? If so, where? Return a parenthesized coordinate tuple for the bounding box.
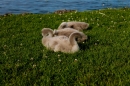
(59, 14, 62, 16)
(121, 15, 124, 17)
(3, 52, 6, 55)
(95, 43, 98, 45)
(58, 54, 60, 57)
(97, 40, 99, 42)
(45, 55, 48, 58)
(58, 59, 61, 62)
(33, 64, 36, 68)
(74, 59, 78, 62)
(97, 23, 99, 26)
(30, 57, 33, 60)
(20, 43, 23, 46)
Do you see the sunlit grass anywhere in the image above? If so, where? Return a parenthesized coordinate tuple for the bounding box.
(0, 8, 130, 86)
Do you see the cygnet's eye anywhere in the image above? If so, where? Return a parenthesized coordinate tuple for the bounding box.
(70, 25, 74, 28)
(62, 25, 66, 29)
(76, 38, 78, 41)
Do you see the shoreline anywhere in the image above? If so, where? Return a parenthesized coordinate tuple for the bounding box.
(1, 7, 129, 16)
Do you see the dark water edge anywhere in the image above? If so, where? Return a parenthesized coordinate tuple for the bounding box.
(0, 0, 130, 15)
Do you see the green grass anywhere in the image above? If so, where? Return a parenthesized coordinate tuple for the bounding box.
(0, 8, 130, 86)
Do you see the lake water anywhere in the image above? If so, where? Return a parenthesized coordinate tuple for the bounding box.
(0, 0, 130, 15)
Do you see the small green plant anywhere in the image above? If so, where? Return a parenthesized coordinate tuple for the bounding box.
(0, 8, 130, 86)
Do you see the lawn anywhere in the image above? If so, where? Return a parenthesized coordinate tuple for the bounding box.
(0, 8, 130, 86)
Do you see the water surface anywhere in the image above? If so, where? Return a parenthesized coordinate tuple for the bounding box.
(0, 0, 130, 15)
